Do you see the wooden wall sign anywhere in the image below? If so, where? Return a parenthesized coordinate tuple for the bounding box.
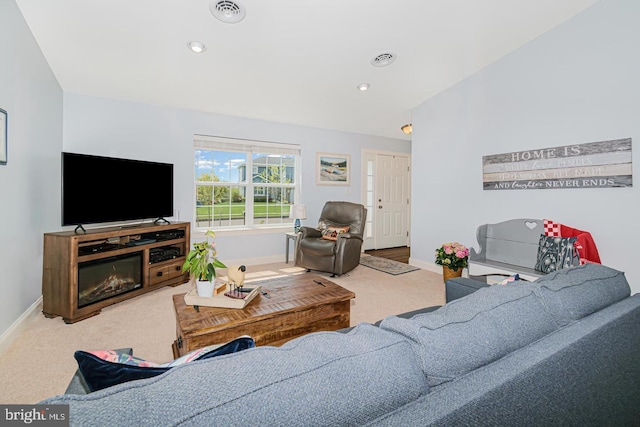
(482, 138, 632, 190)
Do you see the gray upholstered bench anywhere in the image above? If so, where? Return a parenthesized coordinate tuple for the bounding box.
(468, 218, 547, 282)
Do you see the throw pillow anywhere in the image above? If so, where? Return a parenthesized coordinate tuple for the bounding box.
(496, 274, 520, 285)
(543, 219, 561, 237)
(317, 220, 329, 232)
(321, 225, 350, 241)
(74, 336, 255, 392)
(534, 234, 578, 273)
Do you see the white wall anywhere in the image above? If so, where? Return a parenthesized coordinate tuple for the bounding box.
(62, 93, 410, 264)
(410, 0, 640, 293)
(0, 3, 409, 339)
(0, 1, 62, 337)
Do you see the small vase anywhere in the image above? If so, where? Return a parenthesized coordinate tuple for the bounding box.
(196, 280, 215, 297)
(442, 266, 463, 283)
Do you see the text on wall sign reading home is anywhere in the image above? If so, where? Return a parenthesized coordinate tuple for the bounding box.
(482, 138, 632, 190)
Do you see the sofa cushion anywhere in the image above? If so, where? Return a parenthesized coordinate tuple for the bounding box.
(299, 236, 337, 257)
(533, 264, 631, 327)
(74, 336, 255, 392)
(40, 324, 428, 426)
(380, 282, 558, 386)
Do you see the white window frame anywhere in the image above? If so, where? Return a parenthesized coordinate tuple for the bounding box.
(193, 135, 301, 232)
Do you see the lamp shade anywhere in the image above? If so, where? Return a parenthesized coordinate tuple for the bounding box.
(289, 204, 307, 220)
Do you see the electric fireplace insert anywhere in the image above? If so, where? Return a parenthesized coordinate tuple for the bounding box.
(77, 252, 143, 308)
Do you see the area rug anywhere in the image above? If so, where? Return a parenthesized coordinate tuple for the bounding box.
(359, 255, 420, 275)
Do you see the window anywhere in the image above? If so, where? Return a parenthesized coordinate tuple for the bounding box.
(193, 135, 300, 230)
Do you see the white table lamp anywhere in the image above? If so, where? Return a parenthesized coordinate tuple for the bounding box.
(289, 204, 307, 232)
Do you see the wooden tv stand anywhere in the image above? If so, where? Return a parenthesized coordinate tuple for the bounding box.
(42, 221, 191, 323)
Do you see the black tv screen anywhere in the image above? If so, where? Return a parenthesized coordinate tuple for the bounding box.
(62, 152, 174, 226)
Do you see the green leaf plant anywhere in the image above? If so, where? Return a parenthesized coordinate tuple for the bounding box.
(182, 230, 227, 282)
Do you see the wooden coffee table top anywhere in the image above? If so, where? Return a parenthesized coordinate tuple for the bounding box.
(173, 273, 355, 341)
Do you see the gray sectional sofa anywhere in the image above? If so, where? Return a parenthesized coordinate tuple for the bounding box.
(41, 264, 640, 426)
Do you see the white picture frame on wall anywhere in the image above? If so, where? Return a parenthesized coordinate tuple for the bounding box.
(316, 152, 350, 186)
(0, 108, 6, 165)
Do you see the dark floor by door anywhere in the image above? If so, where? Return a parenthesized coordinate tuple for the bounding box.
(364, 246, 410, 264)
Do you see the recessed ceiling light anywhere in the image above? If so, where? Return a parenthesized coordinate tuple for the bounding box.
(187, 41, 206, 53)
(371, 53, 396, 67)
(357, 83, 370, 91)
(210, 0, 246, 24)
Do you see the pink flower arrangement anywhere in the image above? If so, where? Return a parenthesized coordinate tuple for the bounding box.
(435, 242, 469, 271)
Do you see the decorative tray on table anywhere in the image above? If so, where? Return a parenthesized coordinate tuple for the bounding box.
(183, 285, 262, 309)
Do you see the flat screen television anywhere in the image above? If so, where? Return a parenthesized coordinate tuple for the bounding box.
(62, 152, 174, 227)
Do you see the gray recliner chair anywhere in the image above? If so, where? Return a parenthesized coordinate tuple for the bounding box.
(295, 201, 367, 277)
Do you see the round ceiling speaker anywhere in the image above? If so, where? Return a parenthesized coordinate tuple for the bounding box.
(210, 0, 246, 24)
(371, 53, 396, 67)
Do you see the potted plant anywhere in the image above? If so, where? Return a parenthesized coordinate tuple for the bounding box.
(435, 242, 469, 282)
(182, 230, 226, 297)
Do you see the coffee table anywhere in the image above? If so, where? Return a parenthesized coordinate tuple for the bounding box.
(172, 274, 355, 357)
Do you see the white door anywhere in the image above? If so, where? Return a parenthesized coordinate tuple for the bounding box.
(374, 154, 409, 249)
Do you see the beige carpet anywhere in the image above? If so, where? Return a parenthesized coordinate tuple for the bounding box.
(0, 261, 444, 404)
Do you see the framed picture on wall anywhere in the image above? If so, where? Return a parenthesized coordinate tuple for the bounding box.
(0, 108, 6, 165)
(316, 152, 350, 186)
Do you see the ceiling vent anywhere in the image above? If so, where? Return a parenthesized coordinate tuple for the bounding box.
(371, 53, 396, 67)
(210, 0, 246, 24)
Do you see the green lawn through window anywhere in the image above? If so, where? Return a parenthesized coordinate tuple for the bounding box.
(196, 202, 291, 220)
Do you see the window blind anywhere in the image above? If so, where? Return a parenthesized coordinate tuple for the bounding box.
(194, 135, 300, 155)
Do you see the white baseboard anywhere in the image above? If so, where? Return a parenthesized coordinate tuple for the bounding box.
(0, 255, 285, 356)
(0, 296, 43, 356)
(225, 254, 286, 268)
(408, 257, 440, 273)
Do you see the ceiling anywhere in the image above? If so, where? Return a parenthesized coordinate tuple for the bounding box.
(16, 0, 598, 141)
